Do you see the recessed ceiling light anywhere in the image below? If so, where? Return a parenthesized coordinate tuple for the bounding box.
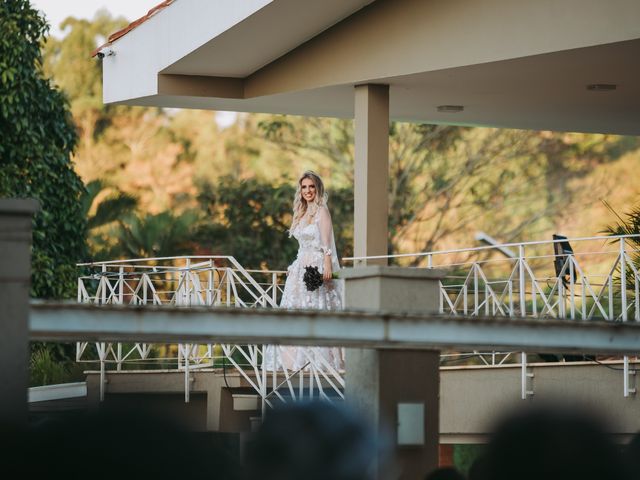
(437, 105, 464, 113)
(586, 84, 617, 91)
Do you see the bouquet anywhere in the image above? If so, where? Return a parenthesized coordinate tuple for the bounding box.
(303, 266, 339, 292)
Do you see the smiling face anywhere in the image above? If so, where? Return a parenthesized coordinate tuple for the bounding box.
(300, 177, 317, 204)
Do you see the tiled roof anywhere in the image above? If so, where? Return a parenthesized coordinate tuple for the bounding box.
(91, 0, 175, 57)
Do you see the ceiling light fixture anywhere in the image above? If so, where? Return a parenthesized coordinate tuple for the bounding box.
(586, 84, 617, 91)
(437, 105, 464, 113)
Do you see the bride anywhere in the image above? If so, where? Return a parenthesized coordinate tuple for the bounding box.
(265, 171, 343, 371)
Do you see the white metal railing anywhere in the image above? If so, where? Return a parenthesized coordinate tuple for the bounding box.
(76, 256, 344, 410)
(345, 234, 640, 397)
(78, 235, 640, 404)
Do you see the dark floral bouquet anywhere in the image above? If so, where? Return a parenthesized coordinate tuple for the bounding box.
(303, 266, 339, 292)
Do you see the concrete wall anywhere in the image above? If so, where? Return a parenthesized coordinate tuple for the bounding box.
(440, 361, 640, 443)
(85, 361, 640, 444)
(86, 370, 258, 433)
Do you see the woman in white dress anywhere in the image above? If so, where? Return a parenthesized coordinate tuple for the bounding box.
(266, 171, 343, 371)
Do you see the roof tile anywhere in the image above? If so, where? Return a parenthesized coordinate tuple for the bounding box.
(91, 0, 175, 57)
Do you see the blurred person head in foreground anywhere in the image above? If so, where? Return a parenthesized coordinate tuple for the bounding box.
(624, 432, 640, 480)
(425, 466, 466, 480)
(245, 401, 378, 480)
(4, 408, 237, 479)
(478, 405, 625, 480)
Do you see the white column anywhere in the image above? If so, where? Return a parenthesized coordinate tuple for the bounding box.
(354, 84, 389, 266)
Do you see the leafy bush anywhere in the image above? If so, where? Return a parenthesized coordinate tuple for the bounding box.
(0, 0, 86, 299)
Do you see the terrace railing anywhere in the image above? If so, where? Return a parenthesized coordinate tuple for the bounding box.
(76, 256, 344, 410)
(78, 234, 640, 405)
(345, 234, 640, 397)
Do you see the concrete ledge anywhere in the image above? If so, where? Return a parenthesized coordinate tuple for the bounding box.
(28, 382, 87, 403)
(340, 265, 446, 280)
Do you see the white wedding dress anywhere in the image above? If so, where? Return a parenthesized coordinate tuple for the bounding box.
(264, 205, 344, 371)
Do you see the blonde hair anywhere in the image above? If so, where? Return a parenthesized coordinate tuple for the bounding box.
(290, 171, 328, 235)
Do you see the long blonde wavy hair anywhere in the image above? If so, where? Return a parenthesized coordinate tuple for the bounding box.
(289, 171, 328, 235)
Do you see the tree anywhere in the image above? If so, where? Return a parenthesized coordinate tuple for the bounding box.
(604, 199, 640, 289)
(115, 211, 199, 259)
(0, 0, 86, 298)
(196, 176, 353, 270)
(80, 179, 137, 258)
(258, 115, 632, 265)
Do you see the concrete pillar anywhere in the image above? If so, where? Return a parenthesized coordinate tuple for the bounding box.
(354, 84, 389, 267)
(0, 199, 39, 429)
(342, 266, 444, 479)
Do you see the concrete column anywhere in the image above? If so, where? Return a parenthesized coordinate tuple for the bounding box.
(354, 84, 389, 267)
(0, 199, 39, 429)
(342, 266, 444, 479)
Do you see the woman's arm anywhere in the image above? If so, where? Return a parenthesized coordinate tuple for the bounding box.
(318, 206, 333, 281)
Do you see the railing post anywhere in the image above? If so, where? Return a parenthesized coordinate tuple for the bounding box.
(473, 264, 479, 315)
(620, 239, 627, 322)
(521, 352, 534, 399)
(569, 256, 576, 320)
(142, 273, 148, 304)
(207, 259, 213, 306)
(185, 258, 191, 306)
(118, 266, 124, 304)
(116, 343, 122, 371)
(97, 342, 107, 402)
(619, 239, 636, 397)
(624, 356, 636, 397)
(101, 264, 107, 304)
(272, 272, 278, 305)
(608, 274, 614, 321)
(261, 349, 268, 416)
(518, 245, 526, 318)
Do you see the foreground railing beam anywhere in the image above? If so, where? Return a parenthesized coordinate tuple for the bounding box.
(29, 303, 640, 354)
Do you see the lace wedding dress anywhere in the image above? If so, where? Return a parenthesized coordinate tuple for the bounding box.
(264, 205, 344, 371)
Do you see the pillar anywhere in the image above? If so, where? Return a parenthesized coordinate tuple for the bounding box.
(354, 84, 389, 267)
(0, 199, 39, 429)
(342, 266, 444, 479)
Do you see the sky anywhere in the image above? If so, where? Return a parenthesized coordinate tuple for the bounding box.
(30, 0, 239, 126)
(30, 0, 156, 38)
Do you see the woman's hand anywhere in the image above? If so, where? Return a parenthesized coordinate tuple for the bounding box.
(323, 256, 332, 281)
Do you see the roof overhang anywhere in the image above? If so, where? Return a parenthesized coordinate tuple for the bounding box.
(97, 0, 640, 135)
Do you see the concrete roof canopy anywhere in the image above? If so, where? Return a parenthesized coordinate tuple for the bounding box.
(96, 0, 640, 135)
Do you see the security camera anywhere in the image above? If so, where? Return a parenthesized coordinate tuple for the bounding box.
(96, 47, 115, 59)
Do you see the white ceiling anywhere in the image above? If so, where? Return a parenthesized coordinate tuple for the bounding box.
(106, 0, 640, 135)
(161, 0, 375, 77)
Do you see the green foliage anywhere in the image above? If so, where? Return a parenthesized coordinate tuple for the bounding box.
(0, 0, 86, 298)
(196, 177, 298, 270)
(453, 444, 484, 475)
(29, 343, 85, 386)
(604, 199, 640, 289)
(115, 210, 199, 259)
(30, 348, 68, 386)
(258, 116, 632, 264)
(82, 179, 137, 231)
(196, 176, 353, 270)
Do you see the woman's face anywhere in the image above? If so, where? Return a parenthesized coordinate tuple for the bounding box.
(300, 177, 317, 203)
